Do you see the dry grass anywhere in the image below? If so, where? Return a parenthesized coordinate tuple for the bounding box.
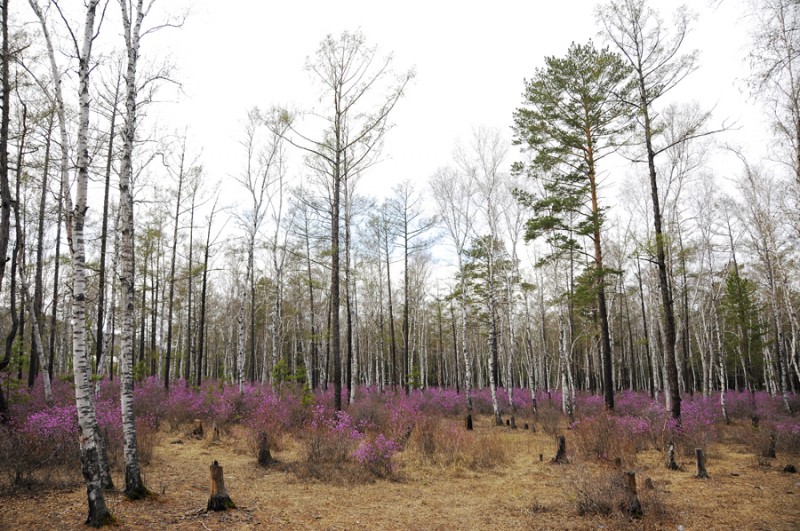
(406, 415, 509, 471)
(0, 414, 798, 530)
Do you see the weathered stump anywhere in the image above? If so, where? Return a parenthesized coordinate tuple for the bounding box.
(510, 416, 517, 429)
(211, 423, 221, 442)
(207, 460, 235, 511)
(666, 441, 679, 470)
(465, 413, 473, 431)
(257, 432, 273, 466)
(624, 471, 643, 518)
(763, 433, 777, 459)
(192, 419, 204, 439)
(695, 448, 708, 479)
(552, 435, 568, 464)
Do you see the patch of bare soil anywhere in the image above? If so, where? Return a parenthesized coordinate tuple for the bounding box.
(1, 416, 798, 530)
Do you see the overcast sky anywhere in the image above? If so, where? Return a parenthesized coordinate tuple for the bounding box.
(149, 0, 762, 208)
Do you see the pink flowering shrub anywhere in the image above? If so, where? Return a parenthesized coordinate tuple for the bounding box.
(297, 405, 398, 482)
(668, 397, 719, 455)
(352, 434, 399, 477)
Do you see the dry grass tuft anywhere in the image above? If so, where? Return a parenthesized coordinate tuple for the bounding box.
(407, 416, 509, 470)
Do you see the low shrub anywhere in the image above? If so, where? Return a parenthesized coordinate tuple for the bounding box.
(0, 423, 79, 489)
(535, 400, 563, 435)
(408, 417, 508, 470)
(570, 413, 637, 467)
(352, 434, 399, 477)
(670, 398, 718, 456)
(295, 406, 398, 483)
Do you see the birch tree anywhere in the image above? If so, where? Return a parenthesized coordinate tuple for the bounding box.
(431, 166, 478, 414)
(234, 108, 283, 383)
(47, 0, 113, 524)
(115, 0, 169, 498)
(749, 0, 800, 197)
(468, 127, 509, 426)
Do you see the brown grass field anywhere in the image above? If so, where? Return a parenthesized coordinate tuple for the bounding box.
(1, 415, 798, 530)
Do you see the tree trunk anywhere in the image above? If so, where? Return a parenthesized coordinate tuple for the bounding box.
(95, 70, 120, 376)
(164, 144, 185, 389)
(69, 1, 114, 523)
(30, 114, 52, 388)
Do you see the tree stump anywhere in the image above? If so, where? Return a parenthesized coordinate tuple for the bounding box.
(666, 441, 679, 470)
(510, 416, 517, 429)
(192, 419, 204, 439)
(763, 433, 777, 459)
(505, 418, 510, 427)
(257, 432, 273, 466)
(532, 397, 538, 415)
(207, 460, 235, 511)
(624, 471, 643, 518)
(523, 423, 529, 430)
(465, 413, 473, 431)
(552, 435, 568, 463)
(211, 423, 221, 442)
(695, 448, 708, 479)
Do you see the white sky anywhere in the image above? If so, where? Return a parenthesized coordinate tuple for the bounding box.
(148, 0, 764, 210)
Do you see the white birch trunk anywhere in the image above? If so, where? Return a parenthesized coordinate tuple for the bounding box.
(459, 258, 473, 411)
(40, 0, 113, 521)
(237, 301, 245, 394)
(116, 0, 149, 499)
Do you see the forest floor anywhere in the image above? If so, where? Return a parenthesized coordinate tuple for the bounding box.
(1, 415, 799, 530)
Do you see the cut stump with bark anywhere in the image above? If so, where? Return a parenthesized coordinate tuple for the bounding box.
(624, 471, 643, 518)
(207, 460, 235, 511)
(763, 433, 777, 459)
(667, 441, 679, 470)
(510, 416, 517, 429)
(552, 435, 568, 464)
(465, 413, 473, 431)
(695, 448, 708, 479)
(211, 422, 221, 442)
(192, 419, 204, 439)
(257, 432, 273, 466)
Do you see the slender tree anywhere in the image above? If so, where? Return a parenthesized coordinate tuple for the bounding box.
(48, 0, 113, 524)
(598, 0, 700, 420)
(431, 166, 478, 413)
(389, 180, 436, 394)
(275, 31, 413, 410)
